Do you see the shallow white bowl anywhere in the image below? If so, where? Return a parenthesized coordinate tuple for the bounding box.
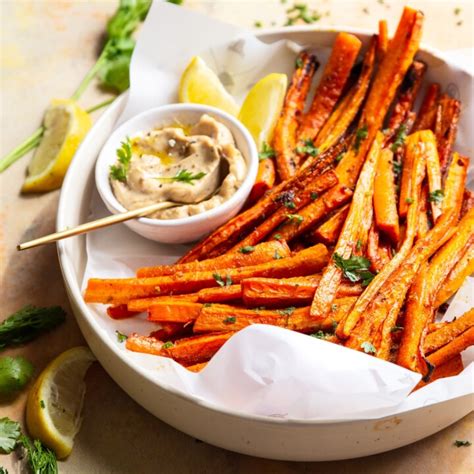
(95, 103, 258, 244)
(57, 27, 473, 461)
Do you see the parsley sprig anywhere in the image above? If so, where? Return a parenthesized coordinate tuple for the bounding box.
(259, 142, 276, 161)
(296, 139, 319, 157)
(159, 169, 207, 186)
(391, 123, 407, 152)
(428, 189, 444, 204)
(213, 273, 233, 287)
(333, 253, 375, 287)
(353, 124, 368, 153)
(110, 137, 132, 182)
(285, 3, 321, 25)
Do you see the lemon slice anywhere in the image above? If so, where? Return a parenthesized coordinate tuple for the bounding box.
(179, 56, 239, 116)
(26, 346, 96, 459)
(22, 99, 92, 193)
(238, 73, 288, 149)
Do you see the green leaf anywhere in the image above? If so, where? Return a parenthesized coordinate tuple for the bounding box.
(333, 253, 376, 287)
(239, 246, 255, 254)
(428, 189, 444, 205)
(110, 137, 133, 182)
(0, 305, 65, 350)
(162, 341, 174, 350)
(295, 56, 304, 68)
(98, 51, 133, 93)
(0, 417, 21, 454)
(353, 124, 368, 153)
(361, 341, 376, 354)
(390, 123, 407, 153)
(213, 273, 232, 287)
(258, 142, 276, 161)
(296, 139, 319, 157)
(19, 434, 58, 474)
(286, 213, 304, 225)
(107, 0, 152, 40)
(276, 306, 296, 316)
(159, 169, 207, 185)
(454, 440, 471, 447)
(0, 356, 34, 395)
(115, 331, 128, 343)
(223, 317, 236, 325)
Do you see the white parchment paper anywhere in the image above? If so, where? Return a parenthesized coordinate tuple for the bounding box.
(83, 1, 474, 421)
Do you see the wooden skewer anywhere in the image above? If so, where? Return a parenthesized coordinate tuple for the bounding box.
(17, 201, 178, 251)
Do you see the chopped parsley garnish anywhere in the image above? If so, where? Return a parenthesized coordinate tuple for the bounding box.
(276, 306, 296, 316)
(162, 341, 174, 350)
(296, 139, 319, 157)
(116, 330, 128, 343)
(110, 137, 132, 182)
(405, 197, 414, 204)
(428, 189, 444, 204)
(353, 124, 368, 153)
(390, 325, 404, 333)
(295, 56, 304, 68)
(356, 239, 363, 252)
(259, 142, 276, 161)
(361, 341, 376, 354)
(239, 245, 255, 254)
(393, 160, 402, 178)
(203, 303, 212, 308)
(311, 330, 330, 339)
(254, 20, 263, 28)
(285, 3, 321, 25)
(284, 200, 296, 210)
(310, 192, 318, 200)
(213, 273, 233, 287)
(333, 253, 376, 287)
(274, 250, 283, 260)
(286, 213, 304, 224)
(335, 152, 344, 163)
(159, 169, 206, 185)
(391, 123, 407, 153)
(273, 233, 282, 240)
(454, 440, 471, 447)
(40, 400, 46, 409)
(223, 316, 236, 325)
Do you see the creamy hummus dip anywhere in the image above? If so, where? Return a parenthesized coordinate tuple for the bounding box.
(110, 114, 247, 219)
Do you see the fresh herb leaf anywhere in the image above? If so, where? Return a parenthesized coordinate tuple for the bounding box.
(239, 245, 255, 254)
(353, 124, 368, 153)
(40, 400, 46, 409)
(0, 356, 34, 394)
(213, 273, 232, 287)
(273, 233, 282, 240)
(110, 137, 132, 182)
(115, 331, 128, 343)
(254, 20, 263, 28)
(0, 305, 65, 350)
(19, 434, 58, 474)
(283, 200, 296, 210)
(203, 303, 212, 308)
(311, 330, 332, 339)
(428, 189, 444, 204)
(361, 341, 376, 354)
(159, 169, 207, 185)
(405, 197, 414, 204)
(310, 192, 318, 200)
(391, 123, 407, 152)
(276, 306, 296, 316)
(162, 341, 174, 350)
(285, 3, 321, 25)
(286, 213, 304, 224)
(454, 7, 461, 15)
(295, 56, 304, 68)
(259, 142, 276, 161)
(392, 159, 402, 178)
(223, 317, 236, 325)
(296, 139, 319, 157)
(0, 417, 21, 454)
(335, 152, 344, 163)
(333, 253, 376, 287)
(454, 440, 471, 447)
(356, 239, 363, 252)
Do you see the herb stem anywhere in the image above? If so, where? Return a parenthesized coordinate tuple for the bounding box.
(86, 96, 116, 113)
(71, 48, 109, 101)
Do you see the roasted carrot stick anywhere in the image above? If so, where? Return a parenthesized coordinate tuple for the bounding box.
(148, 302, 203, 323)
(241, 275, 362, 307)
(273, 51, 318, 180)
(434, 94, 461, 172)
(177, 139, 344, 263)
(336, 7, 423, 187)
(378, 20, 389, 59)
(338, 131, 427, 339)
(127, 294, 199, 312)
(310, 204, 350, 245)
(442, 153, 469, 217)
(186, 362, 208, 373)
(126, 334, 163, 356)
(311, 132, 384, 319)
(84, 244, 329, 304)
(247, 157, 276, 204)
(461, 189, 474, 217)
(427, 327, 474, 368)
(434, 240, 474, 308)
(315, 37, 377, 154)
(424, 132, 443, 221)
(416, 186, 431, 240)
(397, 210, 474, 372)
(374, 148, 400, 244)
(298, 33, 361, 146)
(137, 241, 290, 278)
(274, 183, 353, 242)
(414, 354, 463, 389)
(150, 322, 190, 342)
(106, 304, 138, 320)
(197, 284, 242, 303)
(367, 225, 392, 272)
(424, 309, 474, 355)
(412, 83, 440, 132)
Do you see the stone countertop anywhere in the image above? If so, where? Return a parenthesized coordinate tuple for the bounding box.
(1, 1, 473, 473)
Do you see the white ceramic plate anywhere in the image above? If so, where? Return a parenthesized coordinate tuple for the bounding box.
(57, 27, 473, 461)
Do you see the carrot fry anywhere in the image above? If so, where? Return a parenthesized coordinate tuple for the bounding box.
(427, 322, 447, 334)
(177, 139, 344, 263)
(228, 170, 338, 249)
(414, 354, 463, 389)
(127, 294, 199, 313)
(273, 51, 318, 180)
(461, 189, 474, 217)
(274, 183, 353, 242)
(194, 299, 356, 334)
(374, 148, 400, 244)
(367, 225, 392, 272)
(150, 322, 190, 342)
(336, 7, 424, 187)
(137, 241, 290, 278)
(427, 327, 474, 367)
(339, 130, 428, 339)
(148, 302, 203, 323)
(412, 83, 440, 132)
(315, 37, 377, 154)
(434, 94, 461, 172)
(311, 132, 384, 319)
(197, 285, 242, 303)
(397, 210, 474, 372)
(241, 276, 363, 307)
(298, 32, 362, 146)
(106, 304, 138, 320)
(247, 157, 276, 204)
(84, 244, 329, 304)
(424, 309, 474, 355)
(186, 362, 208, 372)
(378, 20, 389, 59)
(442, 153, 469, 217)
(310, 204, 350, 245)
(435, 240, 474, 308)
(416, 186, 431, 240)
(126, 334, 163, 356)
(424, 133, 443, 221)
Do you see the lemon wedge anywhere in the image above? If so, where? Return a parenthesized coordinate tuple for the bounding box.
(26, 346, 96, 459)
(238, 73, 288, 149)
(22, 99, 92, 193)
(179, 56, 239, 116)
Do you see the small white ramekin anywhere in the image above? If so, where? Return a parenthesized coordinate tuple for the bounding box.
(95, 103, 258, 244)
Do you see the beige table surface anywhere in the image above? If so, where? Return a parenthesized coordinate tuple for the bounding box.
(1, 1, 473, 472)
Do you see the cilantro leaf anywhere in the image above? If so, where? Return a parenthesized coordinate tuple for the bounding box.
(162, 341, 174, 350)
(223, 317, 236, 325)
(333, 253, 375, 286)
(259, 142, 276, 161)
(0, 356, 34, 394)
(213, 273, 233, 287)
(286, 213, 304, 224)
(353, 124, 368, 153)
(0, 417, 21, 454)
(361, 341, 376, 354)
(391, 123, 407, 153)
(115, 331, 128, 343)
(110, 137, 132, 182)
(428, 189, 444, 204)
(296, 139, 319, 157)
(239, 246, 255, 254)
